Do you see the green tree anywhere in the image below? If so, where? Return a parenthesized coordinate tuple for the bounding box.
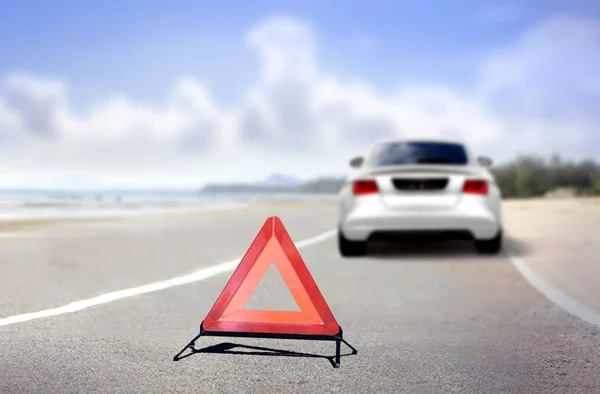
(491, 154, 600, 198)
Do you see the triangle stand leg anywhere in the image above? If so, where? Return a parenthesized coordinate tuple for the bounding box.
(173, 331, 203, 362)
(173, 322, 358, 368)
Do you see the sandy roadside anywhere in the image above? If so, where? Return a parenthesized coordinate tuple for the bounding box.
(0, 200, 333, 234)
(502, 197, 600, 318)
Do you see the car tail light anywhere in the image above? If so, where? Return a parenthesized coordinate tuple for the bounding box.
(462, 179, 488, 195)
(353, 179, 379, 195)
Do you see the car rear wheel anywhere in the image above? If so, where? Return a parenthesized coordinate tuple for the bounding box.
(475, 229, 503, 255)
(338, 230, 367, 257)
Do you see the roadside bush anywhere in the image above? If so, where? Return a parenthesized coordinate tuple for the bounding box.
(491, 154, 600, 198)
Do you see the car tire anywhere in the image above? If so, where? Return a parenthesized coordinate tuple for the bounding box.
(338, 230, 367, 257)
(474, 229, 503, 255)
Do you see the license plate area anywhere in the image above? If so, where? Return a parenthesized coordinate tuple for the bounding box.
(391, 178, 449, 191)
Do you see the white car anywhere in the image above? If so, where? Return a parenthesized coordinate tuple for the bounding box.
(337, 138, 503, 257)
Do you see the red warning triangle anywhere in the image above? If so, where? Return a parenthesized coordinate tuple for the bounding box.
(202, 216, 340, 336)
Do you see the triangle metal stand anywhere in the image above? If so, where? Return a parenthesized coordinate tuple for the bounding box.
(174, 322, 358, 368)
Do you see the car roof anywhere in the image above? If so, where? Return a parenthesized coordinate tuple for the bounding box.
(371, 137, 467, 146)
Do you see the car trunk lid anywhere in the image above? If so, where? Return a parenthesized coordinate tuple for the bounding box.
(365, 165, 476, 210)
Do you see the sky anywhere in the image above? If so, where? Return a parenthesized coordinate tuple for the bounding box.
(0, 0, 599, 188)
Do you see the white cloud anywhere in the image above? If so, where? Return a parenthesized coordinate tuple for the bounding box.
(476, 15, 600, 157)
(0, 14, 599, 187)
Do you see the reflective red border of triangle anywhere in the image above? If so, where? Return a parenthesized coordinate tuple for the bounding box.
(202, 216, 340, 336)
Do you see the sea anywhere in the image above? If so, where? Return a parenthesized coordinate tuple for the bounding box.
(0, 189, 337, 220)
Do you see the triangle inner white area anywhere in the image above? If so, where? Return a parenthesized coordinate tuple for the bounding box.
(242, 262, 301, 311)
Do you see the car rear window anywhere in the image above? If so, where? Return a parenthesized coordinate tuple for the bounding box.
(372, 141, 469, 166)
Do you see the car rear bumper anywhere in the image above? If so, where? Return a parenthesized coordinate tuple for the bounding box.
(339, 196, 501, 241)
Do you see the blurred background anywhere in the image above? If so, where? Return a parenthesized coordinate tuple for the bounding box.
(0, 0, 598, 213)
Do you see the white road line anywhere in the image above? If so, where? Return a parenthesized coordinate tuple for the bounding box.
(510, 255, 600, 325)
(7, 228, 596, 329)
(0, 229, 338, 328)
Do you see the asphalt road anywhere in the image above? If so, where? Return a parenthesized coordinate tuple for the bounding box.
(0, 201, 599, 393)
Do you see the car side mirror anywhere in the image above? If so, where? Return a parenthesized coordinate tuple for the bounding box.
(477, 156, 493, 167)
(349, 156, 364, 168)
